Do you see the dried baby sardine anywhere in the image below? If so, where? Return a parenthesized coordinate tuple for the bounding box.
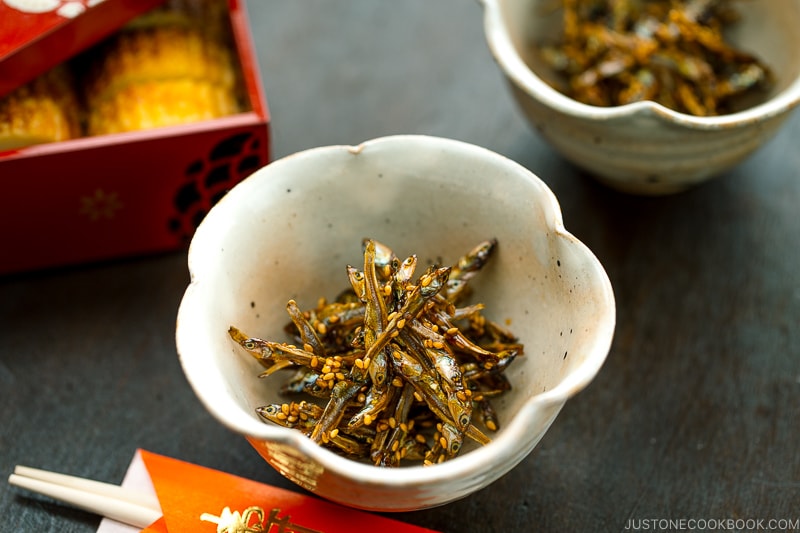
(230, 238, 523, 466)
(537, 0, 774, 116)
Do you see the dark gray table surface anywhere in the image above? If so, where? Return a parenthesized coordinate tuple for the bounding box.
(2, 1, 799, 532)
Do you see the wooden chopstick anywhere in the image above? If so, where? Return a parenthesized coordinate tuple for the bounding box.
(8, 465, 162, 529)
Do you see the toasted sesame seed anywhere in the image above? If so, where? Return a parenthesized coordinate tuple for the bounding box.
(310, 356, 319, 368)
(323, 372, 335, 381)
(364, 414, 374, 425)
(316, 322, 327, 335)
(486, 420, 498, 431)
(397, 318, 406, 329)
(329, 428, 339, 439)
(388, 417, 397, 429)
(456, 391, 467, 402)
(303, 343, 314, 353)
(391, 377, 404, 387)
(421, 275, 432, 287)
(432, 341, 444, 349)
(391, 440, 400, 452)
(439, 437, 447, 449)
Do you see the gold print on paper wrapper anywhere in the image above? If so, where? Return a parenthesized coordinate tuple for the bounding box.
(200, 506, 324, 533)
(79, 188, 123, 221)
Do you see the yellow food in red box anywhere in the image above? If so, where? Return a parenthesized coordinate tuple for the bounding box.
(86, 25, 238, 105)
(0, 66, 80, 150)
(83, 1, 241, 136)
(1, 0, 242, 148)
(88, 77, 239, 135)
(0, 0, 270, 276)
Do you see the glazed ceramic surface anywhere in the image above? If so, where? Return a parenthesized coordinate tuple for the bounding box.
(176, 135, 615, 511)
(481, 0, 800, 195)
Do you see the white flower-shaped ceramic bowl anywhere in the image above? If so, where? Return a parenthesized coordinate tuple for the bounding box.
(175, 135, 615, 511)
(482, 0, 800, 195)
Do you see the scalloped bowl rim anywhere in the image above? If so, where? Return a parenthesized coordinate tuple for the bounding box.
(481, 0, 800, 129)
(176, 134, 616, 492)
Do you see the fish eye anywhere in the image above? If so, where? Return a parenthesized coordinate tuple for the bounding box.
(459, 414, 470, 428)
(450, 441, 461, 454)
(257, 405, 278, 418)
(244, 340, 256, 350)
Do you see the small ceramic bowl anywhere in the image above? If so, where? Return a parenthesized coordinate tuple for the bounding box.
(482, 0, 800, 195)
(175, 135, 615, 511)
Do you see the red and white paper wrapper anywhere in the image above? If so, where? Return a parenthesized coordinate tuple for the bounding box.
(98, 450, 440, 533)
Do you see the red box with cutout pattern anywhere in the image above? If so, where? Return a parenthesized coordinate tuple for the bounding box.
(0, 0, 270, 275)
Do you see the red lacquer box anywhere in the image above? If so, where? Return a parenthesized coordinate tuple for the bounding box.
(0, 0, 270, 275)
